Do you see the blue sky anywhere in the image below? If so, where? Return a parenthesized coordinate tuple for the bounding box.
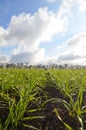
(0, 0, 86, 65)
(0, 0, 61, 27)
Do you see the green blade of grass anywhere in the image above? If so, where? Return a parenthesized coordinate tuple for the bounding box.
(22, 123, 40, 130)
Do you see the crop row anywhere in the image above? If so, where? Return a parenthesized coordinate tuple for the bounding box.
(0, 68, 86, 130)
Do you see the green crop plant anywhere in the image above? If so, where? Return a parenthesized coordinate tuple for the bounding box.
(0, 84, 45, 130)
(0, 68, 86, 130)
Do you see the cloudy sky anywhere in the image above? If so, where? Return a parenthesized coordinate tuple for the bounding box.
(0, 0, 86, 65)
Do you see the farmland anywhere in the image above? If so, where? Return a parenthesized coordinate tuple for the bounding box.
(0, 68, 86, 130)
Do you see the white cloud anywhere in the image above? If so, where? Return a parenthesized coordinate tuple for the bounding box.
(0, 0, 73, 50)
(45, 52, 86, 65)
(47, 0, 57, 3)
(54, 32, 86, 65)
(10, 48, 45, 64)
(58, 0, 86, 20)
(57, 53, 86, 65)
(76, 0, 86, 11)
(58, 53, 81, 61)
(0, 7, 67, 63)
(0, 0, 86, 64)
(66, 32, 86, 56)
(0, 53, 9, 63)
(0, 27, 8, 46)
(58, 0, 74, 18)
(1, 7, 66, 49)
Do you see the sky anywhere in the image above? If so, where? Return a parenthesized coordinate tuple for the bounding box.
(0, 0, 86, 65)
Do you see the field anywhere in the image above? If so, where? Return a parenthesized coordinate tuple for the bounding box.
(0, 68, 86, 130)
